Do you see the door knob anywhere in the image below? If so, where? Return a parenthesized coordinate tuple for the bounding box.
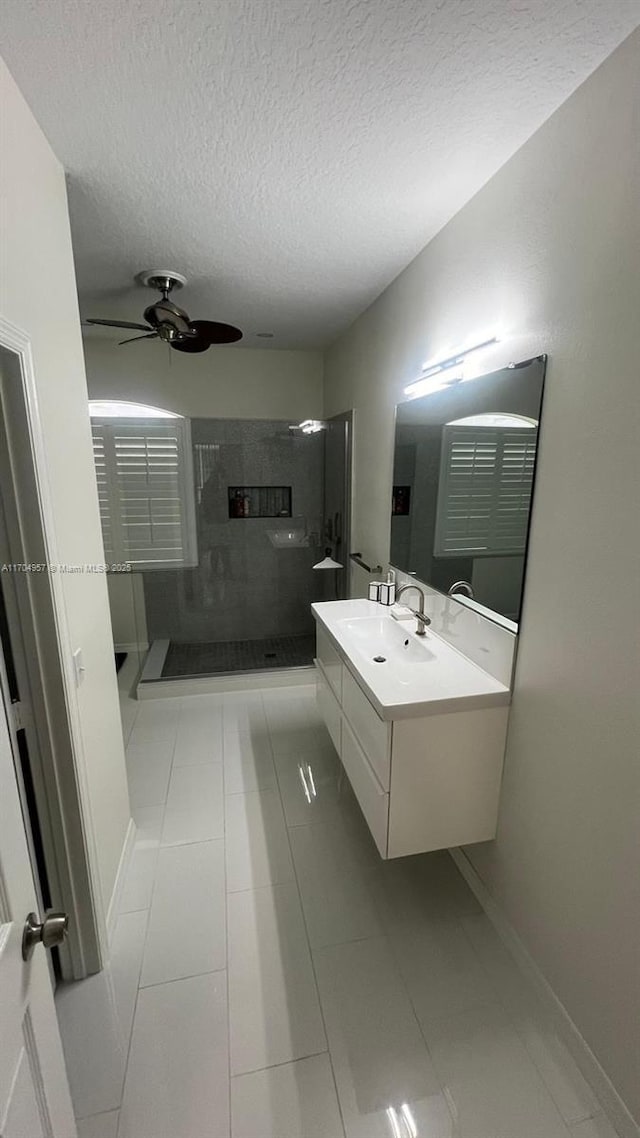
(22, 911, 69, 962)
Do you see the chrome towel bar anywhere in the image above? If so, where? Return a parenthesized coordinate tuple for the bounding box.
(349, 552, 383, 574)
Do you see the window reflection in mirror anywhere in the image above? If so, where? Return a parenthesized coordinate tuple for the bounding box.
(390, 355, 546, 626)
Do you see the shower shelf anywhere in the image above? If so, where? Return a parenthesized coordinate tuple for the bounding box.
(228, 486, 292, 518)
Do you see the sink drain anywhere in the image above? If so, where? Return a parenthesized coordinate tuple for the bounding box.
(373, 655, 386, 663)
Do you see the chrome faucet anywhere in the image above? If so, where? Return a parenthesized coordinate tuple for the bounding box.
(448, 580, 475, 599)
(396, 583, 431, 637)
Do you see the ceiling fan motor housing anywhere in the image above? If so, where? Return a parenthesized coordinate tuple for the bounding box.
(143, 298, 191, 337)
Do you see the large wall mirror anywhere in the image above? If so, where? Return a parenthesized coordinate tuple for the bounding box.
(390, 355, 546, 626)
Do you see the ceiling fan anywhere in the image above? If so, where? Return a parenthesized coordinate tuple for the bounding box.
(84, 270, 242, 352)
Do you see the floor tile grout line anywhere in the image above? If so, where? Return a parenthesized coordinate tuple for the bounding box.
(455, 914, 603, 1128)
(309, 927, 461, 1138)
(120, 688, 140, 749)
(172, 761, 224, 771)
(379, 912, 475, 1133)
(308, 928, 388, 953)
(75, 1107, 120, 1126)
(284, 815, 361, 832)
(158, 835, 226, 850)
(115, 704, 179, 1138)
(229, 693, 328, 1061)
(223, 864, 295, 897)
(391, 906, 575, 1134)
(222, 700, 233, 1138)
(276, 685, 465, 1137)
(118, 696, 226, 1118)
(112, 899, 152, 1138)
(231, 1048, 333, 1081)
(137, 966, 228, 993)
(269, 685, 348, 1138)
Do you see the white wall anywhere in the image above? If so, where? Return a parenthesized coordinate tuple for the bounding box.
(0, 59, 131, 929)
(324, 30, 640, 1123)
(107, 573, 148, 651)
(83, 334, 323, 420)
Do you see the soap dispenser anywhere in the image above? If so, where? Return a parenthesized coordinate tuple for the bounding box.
(379, 569, 396, 606)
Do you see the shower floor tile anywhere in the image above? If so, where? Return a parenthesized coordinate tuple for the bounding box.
(161, 634, 316, 678)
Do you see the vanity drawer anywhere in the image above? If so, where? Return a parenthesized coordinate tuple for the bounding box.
(316, 625, 343, 701)
(342, 668, 391, 789)
(316, 662, 342, 756)
(341, 720, 389, 858)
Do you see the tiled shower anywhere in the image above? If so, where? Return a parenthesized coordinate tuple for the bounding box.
(116, 415, 350, 682)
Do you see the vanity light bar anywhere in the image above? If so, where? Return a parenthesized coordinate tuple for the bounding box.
(403, 371, 463, 399)
(403, 333, 499, 398)
(420, 334, 498, 377)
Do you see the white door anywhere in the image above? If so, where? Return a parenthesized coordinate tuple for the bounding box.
(0, 680, 76, 1137)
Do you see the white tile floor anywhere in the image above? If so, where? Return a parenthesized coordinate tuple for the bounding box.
(57, 672, 617, 1138)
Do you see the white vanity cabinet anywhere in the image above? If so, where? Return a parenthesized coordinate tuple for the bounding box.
(315, 617, 509, 859)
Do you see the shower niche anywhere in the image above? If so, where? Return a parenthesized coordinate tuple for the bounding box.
(227, 486, 292, 518)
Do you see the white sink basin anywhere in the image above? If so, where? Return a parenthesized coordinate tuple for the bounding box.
(312, 599, 510, 719)
(336, 616, 435, 666)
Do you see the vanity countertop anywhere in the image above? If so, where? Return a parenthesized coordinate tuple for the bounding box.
(312, 599, 511, 720)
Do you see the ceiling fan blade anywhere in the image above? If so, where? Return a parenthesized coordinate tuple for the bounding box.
(195, 319, 243, 344)
(171, 319, 243, 353)
(118, 333, 159, 346)
(84, 318, 153, 331)
(169, 330, 210, 354)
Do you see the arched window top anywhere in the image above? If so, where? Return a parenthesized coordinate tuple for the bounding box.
(447, 412, 537, 428)
(88, 399, 181, 419)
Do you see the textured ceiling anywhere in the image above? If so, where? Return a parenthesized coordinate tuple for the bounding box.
(2, 0, 638, 348)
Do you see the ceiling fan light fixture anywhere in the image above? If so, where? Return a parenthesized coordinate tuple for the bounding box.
(84, 269, 243, 353)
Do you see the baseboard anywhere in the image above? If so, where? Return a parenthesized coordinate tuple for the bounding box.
(106, 818, 136, 945)
(449, 847, 639, 1138)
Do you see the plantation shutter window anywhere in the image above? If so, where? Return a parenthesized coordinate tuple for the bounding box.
(90, 417, 197, 569)
(434, 423, 538, 557)
(91, 428, 115, 561)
